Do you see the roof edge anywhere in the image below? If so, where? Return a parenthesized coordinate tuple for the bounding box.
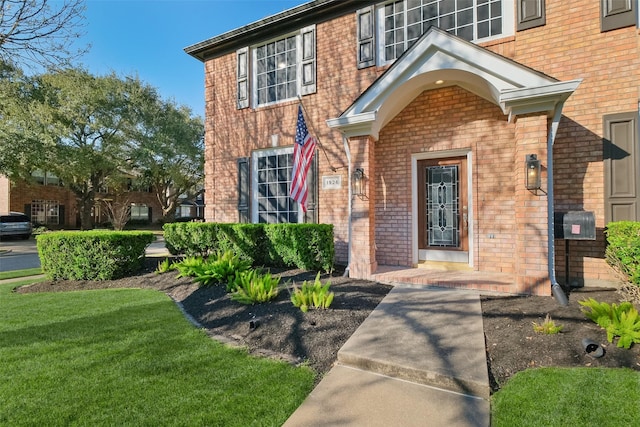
(184, 0, 377, 61)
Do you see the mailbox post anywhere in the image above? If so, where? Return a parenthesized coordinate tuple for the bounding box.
(553, 211, 596, 288)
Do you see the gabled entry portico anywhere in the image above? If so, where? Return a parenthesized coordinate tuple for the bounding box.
(327, 28, 580, 296)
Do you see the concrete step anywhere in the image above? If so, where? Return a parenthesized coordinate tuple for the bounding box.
(337, 286, 490, 399)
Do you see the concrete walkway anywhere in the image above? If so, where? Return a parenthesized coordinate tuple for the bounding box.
(284, 285, 490, 427)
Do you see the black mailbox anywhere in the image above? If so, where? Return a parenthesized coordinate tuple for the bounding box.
(554, 211, 596, 240)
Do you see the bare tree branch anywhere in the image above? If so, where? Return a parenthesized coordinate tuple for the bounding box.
(0, 0, 87, 69)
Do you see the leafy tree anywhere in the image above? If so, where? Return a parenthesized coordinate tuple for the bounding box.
(0, 61, 47, 180)
(1, 66, 204, 228)
(132, 98, 204, 222)
(0, 0, 87, 69)
(2, 68, 155, 229)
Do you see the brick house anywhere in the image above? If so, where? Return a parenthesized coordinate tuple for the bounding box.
(185, 0, 639, 297)
(0, 173, 164, 228)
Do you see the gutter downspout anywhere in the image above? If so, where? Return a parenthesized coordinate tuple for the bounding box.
(343, 135, 352, 278)
(547, 102, 569, 306)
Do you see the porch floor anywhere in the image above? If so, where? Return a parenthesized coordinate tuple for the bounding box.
(372, 265, 519, 295)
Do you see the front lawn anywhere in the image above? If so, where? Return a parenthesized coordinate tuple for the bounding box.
(492, 367, 640, 426)
(0, 282, 314, 426)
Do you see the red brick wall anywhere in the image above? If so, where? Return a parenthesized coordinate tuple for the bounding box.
(203, 1, 637, 285)
(376, 87, 516, 272)
(203, 13, 384, 264)
(0, 175, 10, 215)
(478, 1, 640, 285)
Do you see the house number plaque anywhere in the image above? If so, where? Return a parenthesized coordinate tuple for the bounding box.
(322, 175, 342, 190)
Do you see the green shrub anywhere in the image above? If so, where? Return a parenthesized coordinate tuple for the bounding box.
(264, 224, 334, 271)
(37, 231, 154, 280)
(163, 222, 334, 271)
(194, 250, 251, 289)
(579, 298, 640, 349)
(230, 270, 280, 304)
(605, 221, 640, 287)
(290, 272, 335, 313)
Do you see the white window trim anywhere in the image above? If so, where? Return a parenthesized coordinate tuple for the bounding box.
(376, 0, 514, 66)
(250, 25, 316, 108)
(250, 146, 303, 224)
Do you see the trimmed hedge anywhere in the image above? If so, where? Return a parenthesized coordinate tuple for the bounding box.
(605, 221, 640, 287)
(163, 222, 334, 271)
(37, 231, 155, 280)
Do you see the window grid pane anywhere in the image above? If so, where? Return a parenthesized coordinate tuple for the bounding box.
(383, 0, 503, 61)
(31, 200, 59, 225)
(130, 205, 149, 221)
(256, 153, 298, 223)
(256, 35, 297, 105)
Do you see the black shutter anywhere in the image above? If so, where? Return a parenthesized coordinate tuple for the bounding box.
(517, 0, 546, 31)
(603, 112, 639, 222)
(601, 0, 636, 32)
(357, 6, 376, 69)
(59, 205, 65, 226)
(304, 152, 319, 224)
(147, 206, 152, 223)
(237, 47, 249, 109)
(300, 25, 317, 95)
(238, 157, 250, 223)
(24, 204, 31, 220)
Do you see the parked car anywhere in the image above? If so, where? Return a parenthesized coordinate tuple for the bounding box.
(0, 212, 33, 240)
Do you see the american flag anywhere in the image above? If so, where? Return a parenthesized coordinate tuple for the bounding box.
(290, 105, 317, 212)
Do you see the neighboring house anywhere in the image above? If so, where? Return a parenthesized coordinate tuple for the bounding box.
(185, 0, 639, 296)
(0, 173, 163, 228)
(176, 193, 205, 220)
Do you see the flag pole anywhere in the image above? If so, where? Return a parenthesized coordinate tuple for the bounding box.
(297, 95, 340, 172)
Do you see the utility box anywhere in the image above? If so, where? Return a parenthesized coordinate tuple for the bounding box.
(554, 211, 596, 240)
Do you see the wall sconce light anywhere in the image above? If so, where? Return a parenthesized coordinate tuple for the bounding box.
(525, 154, 541, 191)
(352, 168, 365, 197)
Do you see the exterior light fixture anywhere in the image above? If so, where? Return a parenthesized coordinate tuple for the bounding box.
(525, 154, 541, 191)
(352, 168, 365, 197)
(435, 79, 444, 85)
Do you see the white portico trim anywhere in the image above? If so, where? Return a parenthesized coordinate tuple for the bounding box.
(327, 27, 581, 137)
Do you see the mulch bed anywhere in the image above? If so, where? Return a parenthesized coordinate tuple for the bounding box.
(15, 258, 640, 392)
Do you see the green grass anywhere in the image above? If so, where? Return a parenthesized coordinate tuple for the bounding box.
(0, 285, 314, 426)
(492, 367, 640, 426)
(0, 268, 42, 280)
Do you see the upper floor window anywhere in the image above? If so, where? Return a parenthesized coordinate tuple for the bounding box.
(367, 0, 512, 65)
(256, 35, 298, 105)
(31, 170, 60, 186)
(237, 25, 316, 109)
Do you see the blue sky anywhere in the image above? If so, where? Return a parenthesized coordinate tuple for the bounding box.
(77, 0, 303, 118)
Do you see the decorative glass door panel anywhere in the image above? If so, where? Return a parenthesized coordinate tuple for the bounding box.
(427, 166, 459, 247)
(418, 157, 468, 261)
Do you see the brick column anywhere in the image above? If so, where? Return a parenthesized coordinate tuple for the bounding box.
(0, 175, 9, 215)
(349, 135, 377, 279)
(514, 114, 551, 296)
